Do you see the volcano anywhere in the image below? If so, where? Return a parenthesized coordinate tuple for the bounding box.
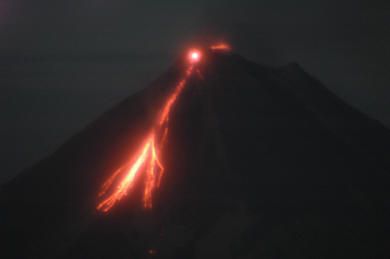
(2, 49, 390, 258)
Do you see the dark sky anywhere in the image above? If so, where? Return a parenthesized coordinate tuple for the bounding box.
(1, 0, 389, 183)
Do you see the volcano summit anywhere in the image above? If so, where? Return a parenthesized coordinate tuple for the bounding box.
(1, 48, 390, 258)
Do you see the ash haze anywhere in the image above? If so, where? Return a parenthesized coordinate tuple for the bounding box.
(1, 0, 389, 183)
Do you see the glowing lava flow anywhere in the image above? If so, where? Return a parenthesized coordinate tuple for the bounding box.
(210, 43, 231, 52)
(97, 62, 196, 213)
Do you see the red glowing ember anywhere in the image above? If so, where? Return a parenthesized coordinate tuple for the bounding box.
(188, 49, 202, 63)
(96, 55, 196, 212)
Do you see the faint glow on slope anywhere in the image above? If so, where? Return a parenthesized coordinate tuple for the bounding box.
(210, 43, 231, 52)
(148, 248, 157, 255)
(97, 62, 195, 212)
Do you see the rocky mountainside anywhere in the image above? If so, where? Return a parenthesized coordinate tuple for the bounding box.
(2, 51, 389, 258)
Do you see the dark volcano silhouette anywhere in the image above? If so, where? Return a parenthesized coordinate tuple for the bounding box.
(2, 51, 390, 258)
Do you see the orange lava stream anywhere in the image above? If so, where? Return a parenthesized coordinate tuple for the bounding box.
(97, 65, 194, 212)
(210, 43, 231, 52)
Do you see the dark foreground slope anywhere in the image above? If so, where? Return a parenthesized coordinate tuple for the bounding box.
(1, 52, 390, 258)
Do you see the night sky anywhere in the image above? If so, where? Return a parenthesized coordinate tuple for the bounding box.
(1, 0, 389, 183)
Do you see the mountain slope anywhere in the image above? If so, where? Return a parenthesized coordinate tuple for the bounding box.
(2, 51, 389, 258)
